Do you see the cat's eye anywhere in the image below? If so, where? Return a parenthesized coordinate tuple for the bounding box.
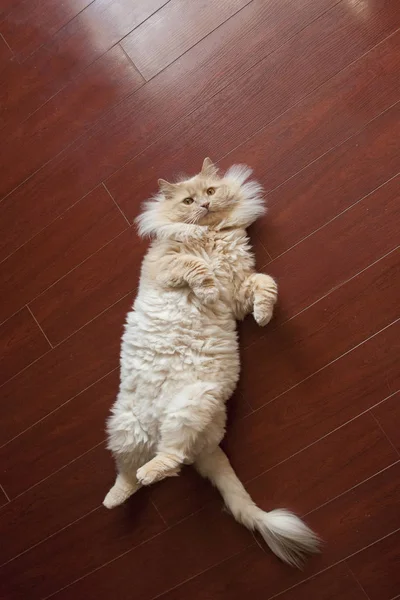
(206, 187, 215, 196)
(182, 197, 194, 205)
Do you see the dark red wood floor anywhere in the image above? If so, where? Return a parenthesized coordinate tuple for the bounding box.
(0, 1, 399, 599)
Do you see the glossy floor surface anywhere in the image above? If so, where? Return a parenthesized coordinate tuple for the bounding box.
(0, 1, 399, 599)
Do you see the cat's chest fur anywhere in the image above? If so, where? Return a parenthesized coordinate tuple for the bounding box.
(188, 229, 254, 287)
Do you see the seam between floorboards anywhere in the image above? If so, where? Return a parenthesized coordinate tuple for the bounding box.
(247, 245, 400, 356)
(264, 92, 400, 201)
(246, 314, 400, 416)
(1, 0, 171, 120)
(148, 543, 257, 600)
(370, 411, 400, 459)
(0, 484, 10, 503)
(345, 560, 373, 600)
(100, 0, 348, 194)
(219, 25, 400, 181)
(1, 161, 397, 332)
(0, 0, 252, 205)
(102, 182, 132, 225)
(44, 496, 400, 600)
(2, 446, 398, 588)
(0, 31, 14, 55)
(0, 223, 132, 329)
(0, 366, 118, 451)
(0, 0, 343, 215)
(0, 0, 378, 274)
(267, 527, 400, 600)
(26, 305, 53, 349)
(243, 388, 400, 489)
(265, 169, 400, 263)
(14, 0, 98, 64)
(1, 270, 398, 450)
(6, 386, 399, 509)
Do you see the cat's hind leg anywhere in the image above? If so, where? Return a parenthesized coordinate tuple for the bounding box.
(104, 396, 151, 508)
(137, 382, 226, 486)
(103, 466, 140, 509)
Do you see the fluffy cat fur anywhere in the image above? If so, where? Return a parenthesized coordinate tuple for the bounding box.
(104, 158, 320, 567)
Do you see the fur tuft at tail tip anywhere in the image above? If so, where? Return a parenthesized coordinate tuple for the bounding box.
(255, 508, 321, 568)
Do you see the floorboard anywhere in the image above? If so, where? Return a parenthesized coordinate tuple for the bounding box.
(1, 1, 399, 598)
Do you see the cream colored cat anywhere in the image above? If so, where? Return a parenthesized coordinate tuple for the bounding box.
(104, 159, 320, 567)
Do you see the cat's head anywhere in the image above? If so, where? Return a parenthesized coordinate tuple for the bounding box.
(136, 158, 265, 241)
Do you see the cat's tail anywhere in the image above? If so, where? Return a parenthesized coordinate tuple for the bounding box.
(195, 446, 321, 568)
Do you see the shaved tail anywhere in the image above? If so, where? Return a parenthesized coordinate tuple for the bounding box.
(195, 447, 321, 568)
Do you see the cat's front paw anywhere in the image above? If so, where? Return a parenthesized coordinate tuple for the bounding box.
(253, 274, 278, 326)
(253, 303, 274, 327)
(193, 281, 219, 305)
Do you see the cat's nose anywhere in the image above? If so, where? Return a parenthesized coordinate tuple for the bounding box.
(202, 202, 210, 210)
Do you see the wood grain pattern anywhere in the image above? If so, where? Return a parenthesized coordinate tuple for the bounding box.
(29, 228, 144, 345)
(0, 485, 9, 508)
(1, 1, 399, 597)
(372, 391, 400, 453)
(0, 0, 376, 255)
(0, 307, 50, 386)
(255, 103, 400, 259)
(0, 45, 144, 199)
(0, 185, 127, 320)
(0, 0, 93, 59)
(161, 560, 366, 600)
(49, 503, 253, 600)
(0, 491, 165, 600)
(264, 173, 399, 319)
(273, 564, 367, 600)
(307, 461, 400, 567)
(0, 32, 12, 66)
(150, 321, 399, 525)
(229, 320, 399, 481)
(241, 250, 399, 409)
(126, 464, 400, 600)
(0, 0, 22, 19)
(122, 0, 249, 80)
(0, 369, 119, 498)
(0, 443, 166, 576)
(347, 529, 400, 600)
(0, 294, 132, 446)
(222, 29, 400, 194)
(0, 0, 166, 133)
(247, 412, 397, 515)
(109, 25, 400, 222)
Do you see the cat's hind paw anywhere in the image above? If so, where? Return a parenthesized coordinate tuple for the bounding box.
(137, 455, 180, 486)
(103, 473, 139, 509)
(103, 484, 136, 509)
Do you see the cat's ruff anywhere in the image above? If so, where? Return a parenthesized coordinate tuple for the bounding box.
(104, 158, 321, 568)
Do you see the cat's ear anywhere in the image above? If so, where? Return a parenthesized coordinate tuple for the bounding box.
(201, 157, 218, 178)
(158, 178, 177, 198)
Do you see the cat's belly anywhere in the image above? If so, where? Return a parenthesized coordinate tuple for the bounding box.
(119, 289, 240, 398)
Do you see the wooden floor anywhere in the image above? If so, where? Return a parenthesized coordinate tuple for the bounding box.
(0, 0, 399, 598)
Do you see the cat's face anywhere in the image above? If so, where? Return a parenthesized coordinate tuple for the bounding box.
(157, 158, 238, 227)
(137, 158, 265, 239)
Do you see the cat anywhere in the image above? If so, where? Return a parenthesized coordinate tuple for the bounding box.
(103, 158, 320, 567)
